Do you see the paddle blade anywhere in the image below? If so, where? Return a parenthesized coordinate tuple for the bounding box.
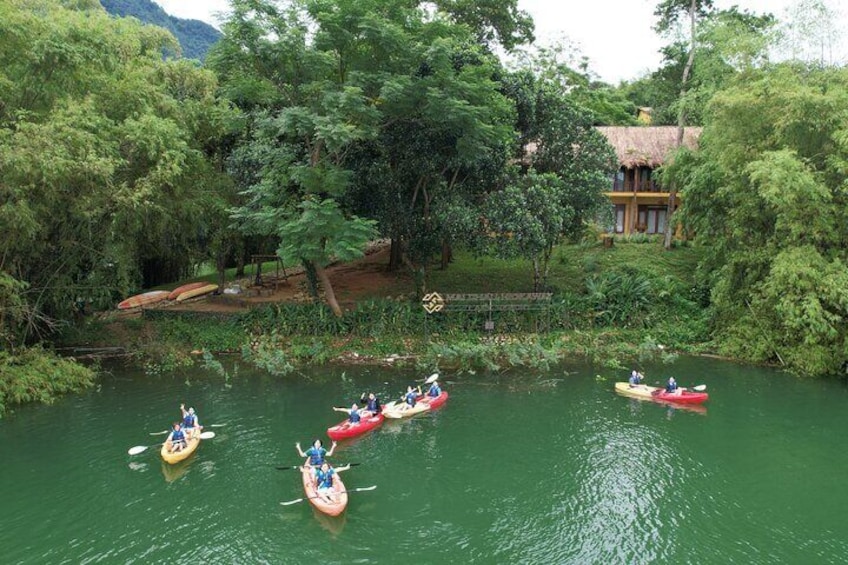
(128, 446, 148, 455)
(280, 498, 305, 506)
(353, 485, 377, 492)
(148, 430, 168, 436)
(209, 423, 227, 428)
(692, 385, 707, 392)
(425, 373, 439, 384)
(199, 431, 215, 439)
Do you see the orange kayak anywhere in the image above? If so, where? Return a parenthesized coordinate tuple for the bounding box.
(301, 467, 348, 517)
(167, 282, 208, 301)
(117, 291, 169, 310)
(175, 284, 218, 302)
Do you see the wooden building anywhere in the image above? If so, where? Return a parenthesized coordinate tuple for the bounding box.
(596, 126, 701, 236)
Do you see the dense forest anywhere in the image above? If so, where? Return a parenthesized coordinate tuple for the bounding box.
(100, 0, 221, 60)
(0, 0, 846, 415)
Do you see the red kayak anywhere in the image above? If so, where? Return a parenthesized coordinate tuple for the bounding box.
(416, 391, 449, 410)
(615, 383, 709, 407)
(327, 411, 385, 441)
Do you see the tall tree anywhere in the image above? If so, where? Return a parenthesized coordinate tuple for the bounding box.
(654, 0, 714, 248)
(217, 0, 523, 303)
(0, 0, 236, 343)
(665, 63, 848, 376)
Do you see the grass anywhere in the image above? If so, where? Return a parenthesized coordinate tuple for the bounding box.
(429, 240, 704, 294)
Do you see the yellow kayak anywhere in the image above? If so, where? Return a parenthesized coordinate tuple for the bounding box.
(161, 434, 201, 464)
(382, 400, 431, 419)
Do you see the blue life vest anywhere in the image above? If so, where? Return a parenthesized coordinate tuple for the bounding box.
(629, 375, 640, 385)
(172, 429, 185, 443)
(428, 384, 441, 397)
(183, 413, 196, 428)
(367, 398, 379, 412)
(349, 410, 361, 423)
(405, 391, 417, 406)
(666, 381, 678, 393)
(306, 447, 326, 466)
(316, 468, 335, 489)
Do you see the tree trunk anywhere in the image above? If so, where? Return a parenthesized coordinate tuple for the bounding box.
(532, 258, 541, 292)
(665, 0, 697, 250)
(440, 241, 453, 270)
(389, 237, 402, 272)
(314, 261, 343, 317)
(302, 259, 320, 299)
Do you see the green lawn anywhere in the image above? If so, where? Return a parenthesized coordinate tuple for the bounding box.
(428, 240, 703, 294)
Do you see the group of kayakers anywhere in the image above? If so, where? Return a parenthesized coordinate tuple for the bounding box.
(297, 377, 444, 500)
(165, 403, 202, 453)
(628, 369, 681, 395)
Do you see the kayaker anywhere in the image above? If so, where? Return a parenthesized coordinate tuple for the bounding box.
(629, 370, 644, 387)
(296, 438, 338, 467)
(180, 403, 202, 438)
(426, 379, 441, 397)
(665, 377, 679, 394)
(312, 462, 351, 502)
(167, 422, 186, 453)
(359, 392, 382, 414)
(332, 403, 362, 424)
(400, 385, 421, 411)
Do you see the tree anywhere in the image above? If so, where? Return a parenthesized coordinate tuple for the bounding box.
(0, 0, 236, 343)
(654, 0, 714, 248)
(217, 0, 524, 303)
(480, 172, 570, 291)
(779, 0, 844, 66)
(665, 63, 848, 376)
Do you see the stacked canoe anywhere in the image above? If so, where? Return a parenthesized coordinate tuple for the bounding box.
(117, 283, 218, 310)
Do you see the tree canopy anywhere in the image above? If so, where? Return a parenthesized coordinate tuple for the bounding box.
(665, 63, 848, 376)
(0, 0, 237, 344)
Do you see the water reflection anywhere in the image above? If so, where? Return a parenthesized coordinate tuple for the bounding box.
(127, 461, 148, 473)
(161, 458, 194, 483)
(311, 507, 346, 536)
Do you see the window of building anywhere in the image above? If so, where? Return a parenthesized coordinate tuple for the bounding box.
(614, 204, 626, 233)
(637, 206, 667, 234)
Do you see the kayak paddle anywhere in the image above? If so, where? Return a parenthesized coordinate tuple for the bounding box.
(276, 462, 361, 471)
(128, 431, 215, 455)
(148, 423, 225, 436)
(279, 485, 376, 506)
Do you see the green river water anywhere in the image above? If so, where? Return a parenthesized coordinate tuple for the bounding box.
(2, 356, 848, 564)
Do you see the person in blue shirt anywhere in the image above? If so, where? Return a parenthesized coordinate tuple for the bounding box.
(629, 370, 644, 387)
(167, 422, 186, 453)
(332, 403, 362, 424)
(359, 392, 382, 415)
(179, 403, 202, 438)
(400, 385, 421, 411)
(311, 462, 351, 502)
(427, 379, 441, 397)
(665, 377, 679, 394)
(296, 438, 337, 467)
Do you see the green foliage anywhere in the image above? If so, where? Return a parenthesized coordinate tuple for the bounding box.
(0, 347, 96, 417)
(668, 63, 848, 375)
(585, 269, 654, 327)
(0, 0, 238, 344)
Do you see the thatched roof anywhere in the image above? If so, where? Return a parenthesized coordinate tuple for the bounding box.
(596, 126, 701, 168)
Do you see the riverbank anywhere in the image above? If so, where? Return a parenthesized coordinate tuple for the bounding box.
(6, 239, 712, 415)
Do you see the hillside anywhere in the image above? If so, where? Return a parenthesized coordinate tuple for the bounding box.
(100, 0, 221, 61)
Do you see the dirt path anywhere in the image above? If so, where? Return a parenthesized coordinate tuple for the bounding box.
(160, 244, 412, 313)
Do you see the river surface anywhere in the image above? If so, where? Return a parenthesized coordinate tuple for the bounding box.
(2, 356, 848, 564)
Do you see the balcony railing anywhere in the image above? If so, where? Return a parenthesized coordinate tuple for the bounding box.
(610, 179, 662, 192)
